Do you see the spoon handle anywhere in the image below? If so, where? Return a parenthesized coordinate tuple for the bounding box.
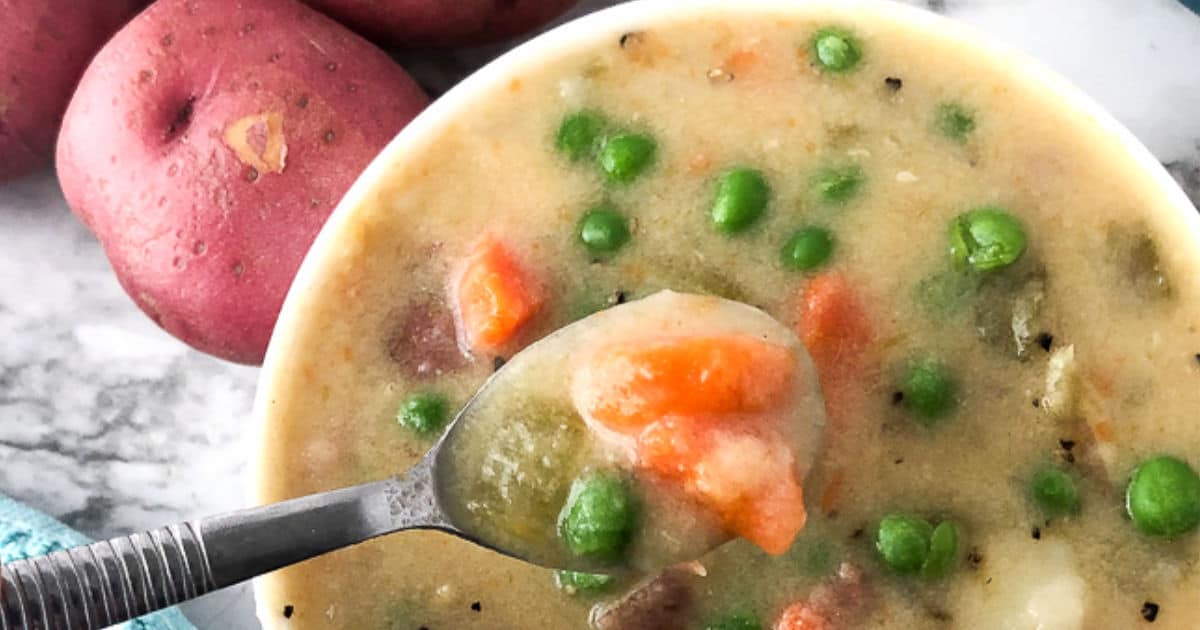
(0, 452, 450, 629)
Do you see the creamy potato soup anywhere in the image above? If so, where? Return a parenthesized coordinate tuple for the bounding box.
(254, 3, 1200, 629)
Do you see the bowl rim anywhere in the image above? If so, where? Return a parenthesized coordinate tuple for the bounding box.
(249, 0, 1200, 622)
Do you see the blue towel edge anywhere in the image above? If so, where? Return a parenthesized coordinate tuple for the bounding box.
(0, 494, 196, 630)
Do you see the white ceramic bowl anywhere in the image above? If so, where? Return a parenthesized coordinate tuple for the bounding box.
(250, 0, 1200, 624)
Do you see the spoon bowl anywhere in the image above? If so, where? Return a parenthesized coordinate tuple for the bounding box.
(436, 290, 825, 572)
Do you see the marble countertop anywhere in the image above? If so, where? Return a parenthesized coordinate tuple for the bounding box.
(1, 1, 1197, 628)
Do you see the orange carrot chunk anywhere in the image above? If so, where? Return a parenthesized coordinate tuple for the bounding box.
(798, 272, 875, 437)
(799, 272, 873, 381)
(718, 463, 807, 555)
(453, 236, 541, 352)
(775, 602, 833, 630)
(636, 415, 712, 480)
(637, 417, 807, 555)
(573, 335, 797, 434)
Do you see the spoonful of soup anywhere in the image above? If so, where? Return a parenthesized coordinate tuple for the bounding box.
(440, 290, 826, 572)
(0, 291, 825, 629)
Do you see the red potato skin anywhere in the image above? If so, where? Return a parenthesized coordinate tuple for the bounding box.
(300, 0, 579, 47)
(56, 0, 429, 364)
(0, 0, 144, 182)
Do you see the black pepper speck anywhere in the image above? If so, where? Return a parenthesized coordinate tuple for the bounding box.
(891, 391, 905, 405)
(615, 290, 628, 305)
(885, 76, 903, 90)
(1031, 526, 1042, 540)
(1059, 439, 1077, 464)
(966, 548, 983, 569)
(470, 602, 482, 612)
(283, 605, 293, 619)
(1142, 601, 1159, 622)
(1036, 332, 1054, 352)
(493, 356, 507, 372)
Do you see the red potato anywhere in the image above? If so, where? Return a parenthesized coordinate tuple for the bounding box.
(0, 0, 144, 182)
(300, 0, 579, 47)
(57, 0, 429, 364)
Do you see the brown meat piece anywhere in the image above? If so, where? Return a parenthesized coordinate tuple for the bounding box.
(809, 563, 873, 626)
(386, 298, 466, 378)
(590, 567, 694, 630)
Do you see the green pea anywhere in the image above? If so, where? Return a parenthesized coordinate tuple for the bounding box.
(578, 204, 631, 255)
(705, 613, 762, 630)
(937, 103, 976, 142)
(921, 521, 959, 579)
(559, 472, 638, 562)
(811, 28, 862, 73)
(898, 358, 956, 424)
(781, 227, 835, 271)
(812, 165, 863, 205)
(556, 111, 607, 161)
(876, 514, 933, 574)
(711, 168, 770, 234)
(948, 207, 1028, 272)
(1126, 455, 1200, 538)
(396, 392, 449, 436)
(1031, 467, 1081, 517)
(598, 132, 657, 184)
(554, 569, 615, 595)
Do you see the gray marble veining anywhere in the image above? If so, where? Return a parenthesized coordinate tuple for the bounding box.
(1, 1, 1197, 628)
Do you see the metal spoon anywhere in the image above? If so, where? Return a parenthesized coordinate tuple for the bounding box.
(0, 292, 819, 629)
(0, 360, 587, 630)
(0, 444, 461, 629)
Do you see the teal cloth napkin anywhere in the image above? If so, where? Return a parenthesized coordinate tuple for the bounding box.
(0, 494, 195, 629)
